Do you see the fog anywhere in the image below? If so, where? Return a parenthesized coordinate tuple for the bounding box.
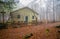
(27, 0, 60, 22)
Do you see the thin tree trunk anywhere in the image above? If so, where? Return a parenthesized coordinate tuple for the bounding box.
(53, 0, 55, 22)
(2, 13, 4, 24)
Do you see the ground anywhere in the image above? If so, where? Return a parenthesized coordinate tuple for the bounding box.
(0, 22, 60, 39)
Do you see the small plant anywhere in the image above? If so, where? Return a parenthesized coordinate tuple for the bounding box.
(46, 29, 50, 37)
(24, 33, 33, 39)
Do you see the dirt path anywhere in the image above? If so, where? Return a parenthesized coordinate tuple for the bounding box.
(0, 22, 60, 39)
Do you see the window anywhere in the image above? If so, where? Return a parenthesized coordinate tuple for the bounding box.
(17, 15, 20, 19)
(32, 16, 34, 19)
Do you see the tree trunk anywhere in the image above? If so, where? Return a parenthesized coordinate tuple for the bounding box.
(2, 13, 4, 24)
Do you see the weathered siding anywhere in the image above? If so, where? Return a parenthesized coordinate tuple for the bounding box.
(11, 7, 38, 23)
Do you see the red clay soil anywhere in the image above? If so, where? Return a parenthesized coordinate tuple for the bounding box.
(0, 22, 60, 39)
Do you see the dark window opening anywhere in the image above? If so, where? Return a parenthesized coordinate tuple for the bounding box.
(32, 16, 34, 19)
(17, 15, 20, 19)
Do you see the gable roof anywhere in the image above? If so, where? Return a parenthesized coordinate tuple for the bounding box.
(11, 7, 39, 15)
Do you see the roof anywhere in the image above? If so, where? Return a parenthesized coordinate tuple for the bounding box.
(11, 7, 39, 15)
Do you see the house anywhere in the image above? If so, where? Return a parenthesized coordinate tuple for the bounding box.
(8, 7, 39, 25)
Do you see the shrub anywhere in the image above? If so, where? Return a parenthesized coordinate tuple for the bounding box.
(56, 25, 60, 28)
(0, 23, 7, 29)
(58, 30, 60, 33)
(24, 33, 33, 39)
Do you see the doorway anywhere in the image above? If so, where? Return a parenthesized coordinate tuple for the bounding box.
(25, 16, 28, 22)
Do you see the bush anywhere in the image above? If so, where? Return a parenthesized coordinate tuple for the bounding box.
(58, 30, 60, 33)
(56, 25, 60, 28)
(0, 23, 7, 29)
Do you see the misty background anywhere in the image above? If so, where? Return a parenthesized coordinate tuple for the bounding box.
(16, 0, 60, 22)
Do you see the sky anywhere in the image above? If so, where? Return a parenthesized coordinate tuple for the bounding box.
(14, 0, 47, 10)
(19, 0, 47, 6)
(20, 0, 34, 6)
(18, 0, 47, 7)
